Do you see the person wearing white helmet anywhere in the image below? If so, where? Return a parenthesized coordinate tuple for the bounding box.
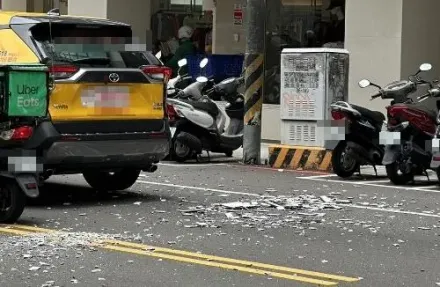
(166, 25, 196, 76)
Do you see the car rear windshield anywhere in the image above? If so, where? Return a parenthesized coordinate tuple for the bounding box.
(29, 23, 161, 68)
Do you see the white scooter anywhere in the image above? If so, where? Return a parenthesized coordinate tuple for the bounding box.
(167, 73, 245, 162)
(155, 51, 193, 96)
(167, 57, 210, 130)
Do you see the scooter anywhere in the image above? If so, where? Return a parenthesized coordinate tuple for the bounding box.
(155, 51, 194, 96)
(330, 66, 427, 178)
(378, 63, 439, 184)
(167, 73, 245, 162)
(0, 65, 59, 223)
(167, 58, 210, 126)
(428, 86, 440, 181)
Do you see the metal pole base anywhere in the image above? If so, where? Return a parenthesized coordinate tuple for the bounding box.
(243, 124, 261, 165)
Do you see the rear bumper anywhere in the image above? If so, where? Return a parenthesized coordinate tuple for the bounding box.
(45, 137, 170, 172)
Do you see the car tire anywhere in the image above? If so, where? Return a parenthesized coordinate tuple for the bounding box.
(0, 181, 26, 223)
(83, 169, 141, 192)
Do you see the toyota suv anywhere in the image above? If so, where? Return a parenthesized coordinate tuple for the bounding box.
(0, 11, 171, 191)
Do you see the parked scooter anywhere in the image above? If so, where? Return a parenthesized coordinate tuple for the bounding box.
(155, 51, 194, 96)
(167, 58, 210, 127)
(330, 72, 424, 178)
(167, 73, 245, 162)
(427, 86, 440, 181)
(0, 65, 59, 223)
(373, 63, 438, 184)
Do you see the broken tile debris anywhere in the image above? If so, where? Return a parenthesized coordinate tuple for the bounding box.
(176, 194, 344, 230)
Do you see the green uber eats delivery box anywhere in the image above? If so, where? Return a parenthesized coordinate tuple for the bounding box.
(0, 64, 49, 117)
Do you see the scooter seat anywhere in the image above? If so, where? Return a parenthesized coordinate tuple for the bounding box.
(352, 104, 385, 124)
(183, 100, 219, 118)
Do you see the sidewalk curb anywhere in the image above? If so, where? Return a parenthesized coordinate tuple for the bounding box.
(268, 145, 333, 171)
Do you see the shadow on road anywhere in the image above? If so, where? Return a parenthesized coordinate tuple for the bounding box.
(27, 182, 171, 208)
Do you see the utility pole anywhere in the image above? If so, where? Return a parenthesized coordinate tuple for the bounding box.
(243, 0, 265, 165)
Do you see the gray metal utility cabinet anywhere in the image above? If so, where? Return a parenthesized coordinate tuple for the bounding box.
(280, 48, 349, 148)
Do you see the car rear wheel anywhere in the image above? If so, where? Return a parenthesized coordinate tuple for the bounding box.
(83, 169, 141, 192)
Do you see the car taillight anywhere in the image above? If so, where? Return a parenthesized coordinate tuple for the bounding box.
(331, 110, 345, 120)
(167, 103, 177, 123)
(49, 65, 79, 79)
(141, 65, 173, 83)
(0, 126, 33, 141)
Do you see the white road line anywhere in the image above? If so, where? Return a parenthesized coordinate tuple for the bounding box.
(344, 204, 440, 218)
(297, 174, 336, 179)
(136, 180, 440, 219)
(137, 180, 260, 197)
(352, 180, 391, 184)
(299, 177, 440, 193)
(158, 163, 228, 168)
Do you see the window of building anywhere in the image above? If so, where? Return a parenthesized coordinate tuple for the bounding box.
(170, 0, 203, 12)
(264, 0, 346, 105)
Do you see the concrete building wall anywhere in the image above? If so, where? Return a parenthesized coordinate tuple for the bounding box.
(212, 0, 246, 55)
(1, 0, 27, 11)
(400, 0, 440, 84)
(107, 0, 151, 43)
(344, 0, 403, 113)
(68, 0, 108, 18)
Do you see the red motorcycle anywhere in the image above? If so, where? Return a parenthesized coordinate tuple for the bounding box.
(379, 63, 440, 184)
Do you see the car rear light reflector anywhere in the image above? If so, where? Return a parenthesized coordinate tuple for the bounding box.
(141, 65, 173, 83)
(49, 65, 79, 79)
(0, 126, 34, 141)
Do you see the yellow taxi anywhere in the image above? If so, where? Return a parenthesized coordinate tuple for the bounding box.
(0, 10, 171, 191)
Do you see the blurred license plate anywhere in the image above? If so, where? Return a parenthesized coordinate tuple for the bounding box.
(81, 86, 129, 107)
(8, 156, 38, 172)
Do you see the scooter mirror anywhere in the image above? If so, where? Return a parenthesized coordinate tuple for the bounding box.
(155, 51, 162, 59)
(178, 58, 187, 67)
(420, 63, 432, 72)
(196, 76, 209, 83)
(199, 58, 209, 68)
(358, 79, 371, 88)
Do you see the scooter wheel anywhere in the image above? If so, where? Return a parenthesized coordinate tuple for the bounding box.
(0, 181, 26, 223)
(385, 162, 414, 185)
(224, 150, 234, 157)
(331, 141, 359, 178)
(171, 132, 193, 163)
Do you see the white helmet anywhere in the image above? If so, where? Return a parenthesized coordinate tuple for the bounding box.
(178, 26, 193, 39)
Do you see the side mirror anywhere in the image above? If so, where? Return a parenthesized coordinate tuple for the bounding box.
(200, 58, 209, 68)
(420, 63, 432, 72)
(196, 76, 208, 83)
(155, 51, 162, 59)
(358, 79, 371, 88)
(178, 58, 187, 68)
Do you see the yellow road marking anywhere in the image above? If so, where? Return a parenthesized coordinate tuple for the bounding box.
(100, 244, 338, 286)
(0, 227, 33, 236)
(104, 240, 359, 283)
(0, 224, 361, 285)
(11, 224, 55, 233)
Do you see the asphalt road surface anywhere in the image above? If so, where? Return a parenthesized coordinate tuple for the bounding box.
(1, 161, 440, 287)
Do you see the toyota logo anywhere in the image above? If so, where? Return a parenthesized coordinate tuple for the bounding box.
(108, 73, 120, 83)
